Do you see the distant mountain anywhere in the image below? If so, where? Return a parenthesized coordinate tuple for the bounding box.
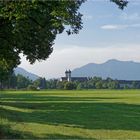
(14, 67, 39, 81)
(72, 59, 140, 80)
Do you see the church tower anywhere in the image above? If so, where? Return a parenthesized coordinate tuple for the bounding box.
(65, 70, 68, 78)
(65, 69, 71, 82)
(67, 70, 71, 82)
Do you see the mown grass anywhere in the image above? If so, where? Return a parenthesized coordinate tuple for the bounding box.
(0, 90, 140, 139)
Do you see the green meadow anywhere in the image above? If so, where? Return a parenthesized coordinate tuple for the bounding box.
(0, 90, 140, 139)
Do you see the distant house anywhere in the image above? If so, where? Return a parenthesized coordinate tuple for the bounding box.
(118, 80, 140, 88)
(118, 80, 133, 88)
(61, 70, 88, 82)
(60, 70, 140, 88)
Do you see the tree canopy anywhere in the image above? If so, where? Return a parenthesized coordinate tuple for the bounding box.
(0, 0, 128, 73)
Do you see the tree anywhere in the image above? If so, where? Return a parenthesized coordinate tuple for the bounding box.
(27, 85, 38, 91)
(0, 0, 85, 69)
(0, 59, 13, 89)
(77, 83, 83, 90)
(0, 0, 128, 73)
(95, 81, 103, 89)
(56, 81, 66, 89)
(33, 77, 46, 89)
(8, 73, 17, 89)
(132, 81, 140, 89)
(64, 82, 76, 90)
(102, 82, 108, 89)
(16, 74, 32, 89)
(107, 81, 119, 89)
(124, 85, 129, 89)
(86, 79, 95, 89)
(46, 79, 58, 89)
(111, 0, 128, 10)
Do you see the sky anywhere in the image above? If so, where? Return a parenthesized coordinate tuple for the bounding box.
(20, 0, 140, 79)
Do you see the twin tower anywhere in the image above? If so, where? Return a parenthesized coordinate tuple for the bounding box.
(61, 69, 88, 82)
(65, 70, 71, 82)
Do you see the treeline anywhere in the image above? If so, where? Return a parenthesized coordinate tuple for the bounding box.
(0, 74, 46, 90)
(46, 77, 140, 90)
(1, 74, 140, 90)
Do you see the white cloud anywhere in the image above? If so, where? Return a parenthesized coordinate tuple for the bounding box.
(101, 24, 127, 30)
(19, 44, 140, 79)
(120, 13, 140, 20)
(101, 24, 140, 30)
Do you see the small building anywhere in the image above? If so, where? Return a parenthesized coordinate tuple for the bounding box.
(118, 80, 132, 88)
(61, 70, 88, 82)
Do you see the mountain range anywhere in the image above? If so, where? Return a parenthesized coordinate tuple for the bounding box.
(14, 59, 140, 81)
(14, 67, 39, 81)
(72, 59, 140, 80)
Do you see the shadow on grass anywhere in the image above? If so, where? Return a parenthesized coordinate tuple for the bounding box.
(45, 134, 96, 139)
(1, 92, 140, 139)
(0, 124, 38, 139)
(1, 93, 123, 102)
(1, 101, 140, 131)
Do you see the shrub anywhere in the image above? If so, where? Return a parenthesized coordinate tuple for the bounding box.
(27, 85, 37, 91)
(64, 82, 76, 90)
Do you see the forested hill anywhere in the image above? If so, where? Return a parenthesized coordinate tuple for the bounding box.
(14, 67, 39, 81)
(72, 59, 140, 80)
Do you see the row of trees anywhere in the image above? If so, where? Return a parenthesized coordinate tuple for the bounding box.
(46, 78, 140, 90)
(0, 73, 45, 90)
(1, 73, 140, 90)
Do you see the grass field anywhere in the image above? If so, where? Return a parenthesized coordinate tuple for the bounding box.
(0, 90, 140, 139)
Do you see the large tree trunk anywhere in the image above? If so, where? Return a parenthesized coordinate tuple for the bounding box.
(0, 80, 3, 90)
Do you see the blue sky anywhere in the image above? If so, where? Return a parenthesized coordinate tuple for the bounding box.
(20, 0, 140, 79)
